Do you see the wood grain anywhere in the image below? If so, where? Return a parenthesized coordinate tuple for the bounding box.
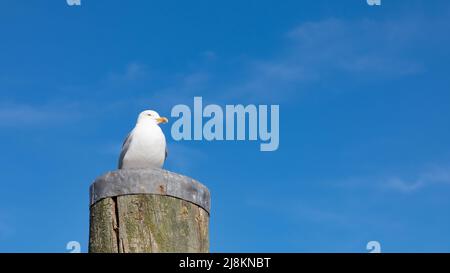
(89, 194, 209, 253)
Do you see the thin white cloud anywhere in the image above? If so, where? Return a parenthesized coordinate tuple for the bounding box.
(224, 15, 434, 101)
(104, 62, 150, 86)
(333, 166, 450, 193)
(383, 167, 450, 193)
(15, 10, 448, 127)
(384, 177, 424, 193)
(201, 50, 217, 61)
(0, 63, 145, 129)
(112, 15, 433, 106)
(0, 101, 81, 128)
(139, 70, 211, 109)
(51, 10, 447, 112)
(286, 17, 426, 75)
(245, 195, 399, 235)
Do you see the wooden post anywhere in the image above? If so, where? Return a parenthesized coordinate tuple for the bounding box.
(88, 168, 210, 253)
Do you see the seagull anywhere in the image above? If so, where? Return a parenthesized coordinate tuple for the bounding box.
(118, 110, 169, 169)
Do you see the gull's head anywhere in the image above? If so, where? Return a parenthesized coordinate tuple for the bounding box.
(137, 110, 168, 125)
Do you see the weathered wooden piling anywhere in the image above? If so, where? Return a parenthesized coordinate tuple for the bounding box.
(88, 168, 210, 253)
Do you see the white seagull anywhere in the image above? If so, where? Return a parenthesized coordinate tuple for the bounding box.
(118, 110, 169, 169)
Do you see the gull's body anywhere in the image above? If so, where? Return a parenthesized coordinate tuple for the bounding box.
(118, 110, 168, 169)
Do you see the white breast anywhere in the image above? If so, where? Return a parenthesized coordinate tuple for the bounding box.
(120, 122, 166, 169)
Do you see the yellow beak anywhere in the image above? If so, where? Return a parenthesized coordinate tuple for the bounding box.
(156, 117, 168, 124)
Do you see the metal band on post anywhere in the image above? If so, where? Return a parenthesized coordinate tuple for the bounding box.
(90, 169, 211, 213)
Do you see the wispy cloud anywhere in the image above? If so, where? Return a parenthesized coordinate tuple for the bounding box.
(140, 14, 441, 104)
(140, 70, 211, 109)
(104, 62, 150, 85)
(223, 15, 434, 101)
(56, 61, 152, 101)
(201, 50, 218, 61)
(383, 167, 450, 193)
(285, 16, 427, 76)
(10, 10, 447, 126)
(0, 101, 81, 128)
(245, 194, 399, 236)
(0, 61, 153, 131)
(333, 166, 450, 193)
(245, 196, 350, 228)
(38, 9, 448, 115)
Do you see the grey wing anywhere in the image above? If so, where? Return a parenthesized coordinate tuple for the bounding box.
(118, 132, 133, 169)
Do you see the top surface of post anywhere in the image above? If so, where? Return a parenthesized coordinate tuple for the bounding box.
(90, 168, 210, 213)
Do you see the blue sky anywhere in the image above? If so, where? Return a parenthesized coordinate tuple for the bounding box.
(1, 0, 450, 252)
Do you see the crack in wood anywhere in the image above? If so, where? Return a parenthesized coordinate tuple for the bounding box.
(111, 196, 122, 253)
